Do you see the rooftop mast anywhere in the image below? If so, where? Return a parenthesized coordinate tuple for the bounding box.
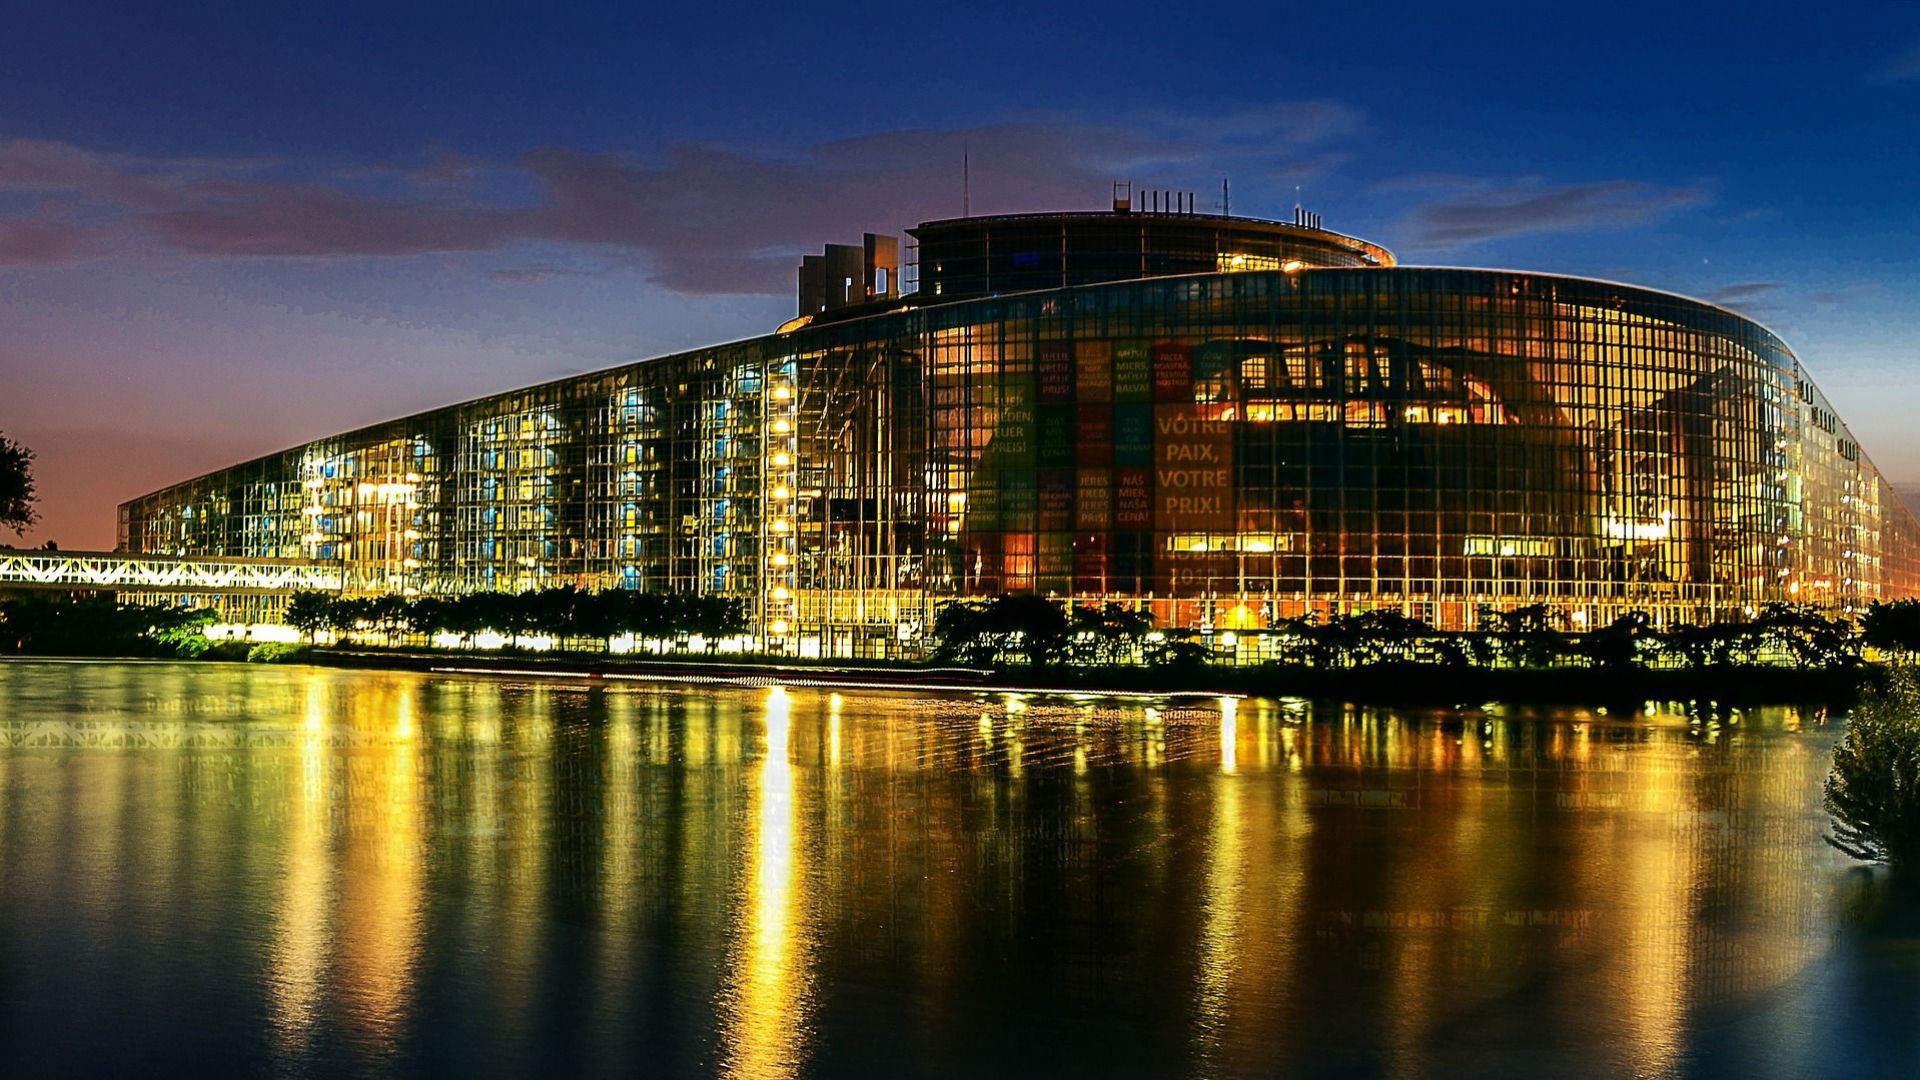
(962, 140, 970, 218)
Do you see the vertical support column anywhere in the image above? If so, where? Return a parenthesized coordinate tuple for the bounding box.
(763, 363, 797, 653)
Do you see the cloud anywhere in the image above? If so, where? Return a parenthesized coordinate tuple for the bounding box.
(1703, 282, 1781, 306)
(0, 219, 91, 264)
(145, 181, 526, 257)
(1368, 172, 1488, 194)
(1397, 179, 1709, 249)
(489, 262, 603, 283)
(1810, 287, 1875, 307)
(0, 104, 1356, 294)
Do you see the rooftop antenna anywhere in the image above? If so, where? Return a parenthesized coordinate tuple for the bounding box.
(1220, 176, 1230, 217)
(963, 140, 971, 218)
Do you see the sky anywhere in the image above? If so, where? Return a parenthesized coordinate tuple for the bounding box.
(2, 0, 1919, 549)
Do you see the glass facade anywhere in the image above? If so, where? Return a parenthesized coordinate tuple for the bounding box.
(122, 234, 1920, 657)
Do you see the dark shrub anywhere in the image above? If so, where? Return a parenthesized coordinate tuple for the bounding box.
(1826, 668, 1920, 870)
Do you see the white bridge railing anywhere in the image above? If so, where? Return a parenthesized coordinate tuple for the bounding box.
(0, 549, 343, 594)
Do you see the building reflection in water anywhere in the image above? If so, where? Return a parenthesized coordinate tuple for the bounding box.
(0, 662, 1882, 1078)
(716, 687, 814, 1080)
(265, 677, 334, 1059)
(1192, 698, 1245, 1072)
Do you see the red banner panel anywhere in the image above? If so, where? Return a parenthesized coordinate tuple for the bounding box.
(1115, 466, 1153, 529)
(1037, 468, 1074, 531)
(1076, 405, 1113, 466)
(1152, 342, 1193, 402)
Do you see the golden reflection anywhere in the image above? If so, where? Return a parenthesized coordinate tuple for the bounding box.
(1191, 757, 1244, 1071)
(1616, 736, 1694, 1077)
(594, 692, 642, 1065)
(828, 693, 843, 768)
(493, 685, 553, 1058)
(336, 680, 423, 1051)
(718, 687, 815, 1079)
(269, 675, 333, 1059)
(1219, 697, 1238, 774)
(1190, 711, 1311, 1075)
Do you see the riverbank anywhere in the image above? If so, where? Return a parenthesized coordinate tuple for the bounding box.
(278, 645, 1875, 707)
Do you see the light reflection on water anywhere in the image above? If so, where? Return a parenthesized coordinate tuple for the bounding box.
(0, 660, 1915, 1079)
(717, 688, 813, 1080)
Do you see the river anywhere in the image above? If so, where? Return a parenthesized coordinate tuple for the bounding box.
(0, 659, 1913, 1078)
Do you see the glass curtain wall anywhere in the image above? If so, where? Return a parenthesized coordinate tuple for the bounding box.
(122, 268, 1920, 655)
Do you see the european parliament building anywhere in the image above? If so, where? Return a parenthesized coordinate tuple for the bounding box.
(120, 198, 1920, 658)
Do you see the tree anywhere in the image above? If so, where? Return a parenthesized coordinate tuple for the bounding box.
(1483, 604, 1567, 669)
(283, 590, 333, 643)
(1825, 667, 1920, 870)
(931, 600, 995, 666)
(527, 585, 583, 641)
(572, 588, 624, 644)
(691, 596, 748, 646)
(1862, 599, 1920, 661)
(405, 597, 451, 641)
(147, 605, 217, 658)
(362, 594, 410, 645)
(990, 595, 1071, 667)
(440, 592, 495, 647)
(325, 596, 372, 641)
(1322, 610, 1432, 667)
(930, 596, 1071, 668)
(1272, 613, 1336, 668)
(1144, 627, 1213, 671)
(0, 432, 37, 536)
(1658, 621, 1725, 670)
(1068, 603, 1153, 666)
(1755, 603, 1858, 670)
(1584, 611, 1654, 671)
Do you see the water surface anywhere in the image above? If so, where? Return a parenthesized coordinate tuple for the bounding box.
(0, 660, 1913, 1078)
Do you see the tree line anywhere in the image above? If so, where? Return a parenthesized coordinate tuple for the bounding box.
(283, 586, 749, 650)
(934, 597, 1920, 672)
(0, 594, 214, 657)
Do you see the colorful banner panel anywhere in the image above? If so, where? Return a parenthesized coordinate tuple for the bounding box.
(1076, 341, 1112, 403)
(1114, 340, 1150, 402)
(1153, 404, 1234, 531)
(1037, 342, 1075, 403)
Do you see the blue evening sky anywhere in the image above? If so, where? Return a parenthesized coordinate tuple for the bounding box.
(2, 0, 1917, 546)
